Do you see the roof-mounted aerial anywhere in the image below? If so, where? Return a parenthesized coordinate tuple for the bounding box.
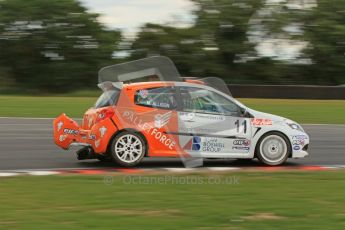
(98, 56, 182, 83)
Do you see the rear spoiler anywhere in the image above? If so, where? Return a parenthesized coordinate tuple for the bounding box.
(98, 81, 123, 91)
(98, 56, 183, 83)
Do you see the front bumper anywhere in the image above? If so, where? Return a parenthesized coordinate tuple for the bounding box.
(290, 133, 310, 158)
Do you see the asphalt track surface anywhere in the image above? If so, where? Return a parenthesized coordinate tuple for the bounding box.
(0, 118, 344, 170)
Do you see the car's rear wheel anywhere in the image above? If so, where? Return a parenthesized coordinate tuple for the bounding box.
(256, 132, 290, 166)
(110, 131, 146, 167)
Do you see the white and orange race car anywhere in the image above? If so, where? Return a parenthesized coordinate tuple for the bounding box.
(53, 56, 309, 167)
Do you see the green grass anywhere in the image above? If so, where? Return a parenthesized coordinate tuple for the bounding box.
(0, 95, 344, 123)
(239, 98, 345, 124)
(0, 95, 95, 118)
(1, 171, 345, 229)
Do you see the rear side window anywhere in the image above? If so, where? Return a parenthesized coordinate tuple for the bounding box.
(94, 89, 120, 108)
(134, 87, 177, 110)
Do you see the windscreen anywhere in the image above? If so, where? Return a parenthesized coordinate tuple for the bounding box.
(98, 56, 182, 83)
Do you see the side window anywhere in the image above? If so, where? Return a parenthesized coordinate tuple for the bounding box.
(134, 87, 177, 110)
(180, 87, 239, 116)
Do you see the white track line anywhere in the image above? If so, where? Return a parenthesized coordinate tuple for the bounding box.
(0, 172, 20, 177)
(0, 167, 115, 172)
(25, 171, 60, 176)
(207, 167, 241, 171)
(0, 117, 54, 120)
(0, 165, 344, 177)
(161, 168, 196, 172)
(303, 124, 345, 127)
(1, 165, 345, 173)
(0, 117, 82, 121)
(0, 165, 344, 175)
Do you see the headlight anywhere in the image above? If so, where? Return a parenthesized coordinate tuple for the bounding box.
(285, 120, 304, 132)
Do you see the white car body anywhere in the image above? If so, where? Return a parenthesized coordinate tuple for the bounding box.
(173, 82, 310, 161)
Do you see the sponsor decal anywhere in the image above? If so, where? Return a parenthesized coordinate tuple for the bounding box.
(99, 126, 107, 138)
(202, 138, 225, 152)
(188, 136, 225, 153)
(292, 135, 308, 140)
(293, 139, 305, 145)
(138, 89, 149, 98)
(232, 146, 250, 152)
(293, 145, 301, 151)
(89, 134, 96, 140)
(192, 136, 201, 151)
(251, 118, 272, 126)
(98, 113, 105, 119)
(154, 111, 172, 128)
(179, 112, 195, 121)
(122, 111, 176, 150)
(150, 128, 176, 149)
(57, 121, 63, 131)
(159, 102, 171, 109)
(59, 135, 66, 142)
(179, 127, 218, 134)
(63, 128, 79, 135)
(195, 113, 225, 121)
(88, 117, 93, 127)
(95, 140, 100, 148)
(233, 139, 250, 146)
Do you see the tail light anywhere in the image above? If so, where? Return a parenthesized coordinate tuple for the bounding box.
(96, 109, 115, 123)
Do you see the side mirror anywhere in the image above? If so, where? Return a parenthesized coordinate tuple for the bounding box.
(240, 107, 253, 118)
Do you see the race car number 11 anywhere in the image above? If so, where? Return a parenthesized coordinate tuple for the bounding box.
(235, 119, 247, 133)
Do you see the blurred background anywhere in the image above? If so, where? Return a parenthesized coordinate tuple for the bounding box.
(0, 0, 344, 94)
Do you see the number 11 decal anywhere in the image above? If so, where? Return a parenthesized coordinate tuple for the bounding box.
(235, 119, 247, 133)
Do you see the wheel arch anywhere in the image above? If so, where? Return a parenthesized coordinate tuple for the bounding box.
(254, 130, 292, 158)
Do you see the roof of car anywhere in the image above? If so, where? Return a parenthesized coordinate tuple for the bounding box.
(124, 81, 175, 87)
(122, 81, 207, 90)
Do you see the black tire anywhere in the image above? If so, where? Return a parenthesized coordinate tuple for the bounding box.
(256, 132, 291, 166)
(110, 131, 146, 167)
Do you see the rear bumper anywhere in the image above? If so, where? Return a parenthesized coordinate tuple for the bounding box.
(69, 142, 92, 148)
(53, 113, 117, 154)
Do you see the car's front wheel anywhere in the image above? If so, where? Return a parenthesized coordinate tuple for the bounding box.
(110, 131, 146, 167)
(256, 132, 290, 166)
